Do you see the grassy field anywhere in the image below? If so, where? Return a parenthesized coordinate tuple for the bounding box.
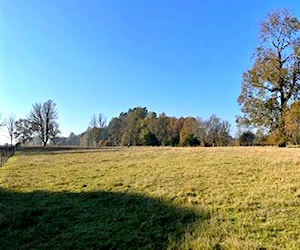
(1, 146, 300, 249)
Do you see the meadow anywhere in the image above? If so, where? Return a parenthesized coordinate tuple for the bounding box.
(0, 146, 300, 249)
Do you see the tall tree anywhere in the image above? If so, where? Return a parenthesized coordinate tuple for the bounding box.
(218, 120, 231, 146)
(80, 128, 95, 147)
(28, 100, 59, 146)
(14, 119, 33, 145)
(6, 114, 15, 146)
(198, 115, 231, 146)
(49, 121, 61, 145)
(121, 107, 148, 146)
(89, 113, 107, 147)
(155, 113, 168, 146)
(238, 9, 300, 146)
(179, 117, 200, 146)
(166, 117, 182, 146)
(107, 117, 124, 146)
(145, 112, 157, 134)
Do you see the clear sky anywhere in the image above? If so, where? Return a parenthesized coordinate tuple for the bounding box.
(0, 0, 299, 143)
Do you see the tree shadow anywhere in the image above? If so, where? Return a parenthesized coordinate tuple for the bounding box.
(0, 188, 207, 249)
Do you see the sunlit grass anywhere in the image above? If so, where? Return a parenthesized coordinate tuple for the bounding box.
(1, 146, 300, 249)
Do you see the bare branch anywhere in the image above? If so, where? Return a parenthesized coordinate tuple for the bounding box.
(6, 114, 16, 146)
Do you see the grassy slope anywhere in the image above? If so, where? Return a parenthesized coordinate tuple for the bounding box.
(1, 147, 300, 249)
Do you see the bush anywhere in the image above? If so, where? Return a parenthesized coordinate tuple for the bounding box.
(168, 134, 180, 147)
(239, 131, 255, 146)
(185, 134, 200, 147)
(144, 133, 160, 146)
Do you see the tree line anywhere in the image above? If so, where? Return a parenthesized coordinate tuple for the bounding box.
(1, 103, 232, 147)
(86, 107, 231, 147)
(56, 107, 232, 147)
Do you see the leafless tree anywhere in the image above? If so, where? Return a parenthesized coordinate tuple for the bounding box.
(89, 113, 107, 147)
(6, 114, 15, 146)
(49, 121, 61, 145)
(14, 119, 33, 145)
(28, 100, 60, 146)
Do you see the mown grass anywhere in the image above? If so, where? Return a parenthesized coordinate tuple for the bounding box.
(1, 146, 300, 249)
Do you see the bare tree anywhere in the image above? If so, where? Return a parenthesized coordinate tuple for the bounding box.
(49, 121, 61, 145)
(89, 113, 107, 147)
(28, 100, 60, 146)
(198, 115, 231, 146)
(89, 113, 107, 129)
(14, 119, 33, 145)
(6, 114, 15, 146)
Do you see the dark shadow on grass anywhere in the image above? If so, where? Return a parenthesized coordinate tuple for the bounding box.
(0, 188, 207, 249)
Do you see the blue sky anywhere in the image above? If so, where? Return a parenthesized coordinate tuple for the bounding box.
(0, 0, 299, 142)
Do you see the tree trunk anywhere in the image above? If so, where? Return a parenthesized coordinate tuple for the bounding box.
(279, 94, 288, 147)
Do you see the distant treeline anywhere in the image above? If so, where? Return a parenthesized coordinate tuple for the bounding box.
(15, 104, 297, 148)
(57, 107, 232, 147)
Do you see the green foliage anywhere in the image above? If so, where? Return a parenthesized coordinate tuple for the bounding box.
(155, 113, 169, 146)
(168, 133, 180, 146)
(239, 131, 255, 146)
(179, 117, 200, 146)
(143, 132, 160, 146)
(185, 134, 200, 146)
(89, 127, 101, 145)
(57, 107, 232, 147)
(107, 117, 124, 146)
(121, 107, 148, 146)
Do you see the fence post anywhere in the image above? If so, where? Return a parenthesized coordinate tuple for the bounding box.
(0, 146, 15, 167)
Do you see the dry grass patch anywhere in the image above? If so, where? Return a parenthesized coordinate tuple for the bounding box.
(1, 146, 300, 249)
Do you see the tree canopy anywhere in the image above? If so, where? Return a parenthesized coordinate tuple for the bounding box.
(14, 100, 60, 146)
(238, 9, 300, 146)
(68, 107, 232, 147)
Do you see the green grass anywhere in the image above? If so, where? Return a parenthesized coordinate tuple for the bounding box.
(1, 147, 300, 249)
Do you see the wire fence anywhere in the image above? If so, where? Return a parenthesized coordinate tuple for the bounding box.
(0, 145, 17, 167)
